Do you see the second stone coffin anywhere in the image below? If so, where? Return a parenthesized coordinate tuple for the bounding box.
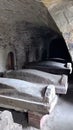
(4, 69, 68, 94)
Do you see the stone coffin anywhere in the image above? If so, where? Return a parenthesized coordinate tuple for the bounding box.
(0, 78, 57, 114)
(24, 60, 72, 75)
(4, 69, 68, 94)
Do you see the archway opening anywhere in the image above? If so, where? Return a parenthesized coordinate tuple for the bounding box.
(49, 37, 72, 62)
(7, 52, 15, 70)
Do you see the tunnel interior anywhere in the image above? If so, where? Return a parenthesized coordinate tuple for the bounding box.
(40, 28, 72, 63)
(49, 37, 72, 63)
(22, 25, 72, 67)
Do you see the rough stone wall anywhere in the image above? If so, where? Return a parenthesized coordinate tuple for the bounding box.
(11, 22, 45, 68)
(0, 0, 72, 71)
(11, 22, 60, 68)
(0, 0, 60, 70)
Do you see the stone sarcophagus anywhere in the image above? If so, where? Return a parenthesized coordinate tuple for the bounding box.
(4, 69, 68, 94)
(0, 77, 58, 128)
(0, 78, 57, 114)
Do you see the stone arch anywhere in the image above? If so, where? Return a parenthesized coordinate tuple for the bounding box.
(6, 52, 15, 70)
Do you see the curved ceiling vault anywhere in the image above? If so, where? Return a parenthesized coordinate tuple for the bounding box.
(42, 0, 73, 61)
(0, 0, 73, 61)
(0, 0, 60, 46)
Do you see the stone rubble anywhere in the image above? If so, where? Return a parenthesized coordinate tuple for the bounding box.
(0, 110, 22, 130)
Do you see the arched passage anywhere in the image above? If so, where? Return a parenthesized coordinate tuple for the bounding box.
(49, 37, 72, 62)
(7, 52, 15, 70)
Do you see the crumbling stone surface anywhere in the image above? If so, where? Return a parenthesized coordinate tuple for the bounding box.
(0, 110, 22, 130)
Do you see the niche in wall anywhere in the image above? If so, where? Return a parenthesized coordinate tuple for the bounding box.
(7, 52, 15, 70)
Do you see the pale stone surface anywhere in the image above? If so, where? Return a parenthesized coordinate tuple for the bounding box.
(0, 110, 22, 130)
(45, 85, 55, 103)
